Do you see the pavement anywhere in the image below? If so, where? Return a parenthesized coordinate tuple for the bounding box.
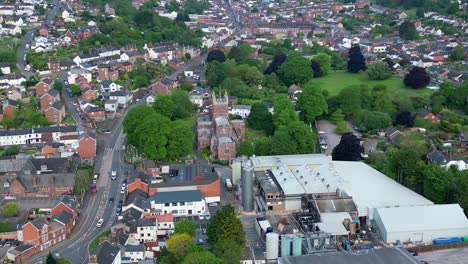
(316, 120, 362, 155)
(416, 247, 468, 264)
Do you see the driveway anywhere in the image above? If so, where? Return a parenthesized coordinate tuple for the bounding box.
(316, 120, 361, 155)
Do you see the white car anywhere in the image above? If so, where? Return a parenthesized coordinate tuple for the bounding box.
(199, 214, 205, 220)
(205, 213, 211, 220)
(120, 186, 126, 194)
(111, 171, 117, 180)
(96, 218, 104, 228)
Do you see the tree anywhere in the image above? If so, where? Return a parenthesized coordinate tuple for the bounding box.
(46, 253, 57, 264)
(423, 165, 451, 204)
(123, 105, 155, 146)
(264, 53, 287, 74)
(355, 110, 392, 131)
(153, 95, 176, 119)
(2, 202, 18, 217)
(277, 55, 312, 86)
(336, 120, 349, 134)
(134, 113, 171, 160)
(347, 45, 366, 73)
(167, 233, 194, 260)
(332, 132, 363, 161)
(171, 89, 193, 119)
(183, 250, 223, 264)
(296, 83, 328, 123)
(238, 65, 264, 86)
(395, 111, 415, 127)
(207, 205, 245, 264)
(132, 75, 150, 89)
(246, 103, 274, 135)
(272, 94, 298, 128)
(206, 61, 226, 87)
(416, 7, 425, 18)
(449, 45, 464, 61)
(399, 20, 418, 40)
(238, 141, 255, 156)
(70, 85, 81, 96)
(53, 80, 63, 91)
(331, 109, 345, 123)
(206, 49, 226, 63)
(367, 62, 392, 80)
(310, 53, 331, 78)
(228, 44, 253, 64)
(175, 220, 196, 237)
(335, 85, 362, 118)
(404, 66, 430, 89)
(382, 57, 395, 70)
(271, 121, 317, 154)
(166, 120, 194, 160)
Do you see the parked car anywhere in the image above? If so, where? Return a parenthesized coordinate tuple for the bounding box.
(5, 241, 11, 247)
(205, 213, 211, 220)
(118, 200, 123, 206)
(199, 214, 204, 220)
(109, 197, 114, 203)
(120, 186, 126, 194)
(96, 218, 104, 228)
(111, 171, 117, 180)
(196, 239, 204, 245)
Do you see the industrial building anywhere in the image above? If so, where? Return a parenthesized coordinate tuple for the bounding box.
(234, 154, 468, 259)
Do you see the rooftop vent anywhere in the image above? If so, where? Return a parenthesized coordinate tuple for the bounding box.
(283, 178, 287, 181)
(300, 175, 303, 179)
(304, 181, 308, 185)
(321, 178, 325, 182)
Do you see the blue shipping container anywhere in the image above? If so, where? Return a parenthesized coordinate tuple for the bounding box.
(433, 237, 461, 245)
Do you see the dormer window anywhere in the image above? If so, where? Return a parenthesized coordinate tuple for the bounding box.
(41, 165, 47, 171)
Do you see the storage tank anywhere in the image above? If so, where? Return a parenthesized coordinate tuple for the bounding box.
(266, 232, 279, 260)
(241, 164, 254, 212)
(232, 156, 248, 184)
(280, 235, 291, 257)
(292, 235, 302, 256)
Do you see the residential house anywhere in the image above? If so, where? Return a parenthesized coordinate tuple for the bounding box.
(146, 95, 155, 105)
(105, 100, 118, 113)
(48, 60, 61, 73)
(7, 87, 23, 101)
(41, 142, 65, 158)
(426, 149, 468, 171)
(0, 125, 78, 147)
(109, 91, 133, 107)
(35, 79, 53, 97)
(381, 126, 404, 145)
(76, 132, 97, 164)
(6, 244, 40, 264)
(0, 74, 26, 86)
(152, 214, 174, 236)
(229, 105, 251, 118)
(97, 64, 119, 81)
(123, 244, 144, 262)
(82, 88, 97, 101)
(133, 218, 157, 243)
(148, 190, 206, 216)
(39, 25, 49, 37)
(2, 99, 18, 119)
(150, 79, 178, 94)
(67, 67, 92, 85)
(88, 241, 121, 264)
(0, 62, 11, 74)
(100, 80, 122, 93)
(40, 89, 60, 111)
(84, 106, 106, 121)
(417, 109, 440, 124)
(45, 101, 65, 123)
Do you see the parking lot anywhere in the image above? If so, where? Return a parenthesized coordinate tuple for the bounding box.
(416, 247, 468, 264)
(317, 120, 361, 155)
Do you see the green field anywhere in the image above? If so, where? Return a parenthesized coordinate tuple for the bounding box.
(307, 70, 434, 97)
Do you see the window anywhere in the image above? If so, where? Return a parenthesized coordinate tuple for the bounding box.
(224, 148, 230, 154)
(187, 202, 193, 205)
(180, 202, 185, 206)
(171, 202, 177, 206)
(179, 209, 186, 214)
(172, 210, 177, 214)
(164, 203, 169, 207)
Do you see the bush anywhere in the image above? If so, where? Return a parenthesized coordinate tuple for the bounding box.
(2, 202, 18, 217)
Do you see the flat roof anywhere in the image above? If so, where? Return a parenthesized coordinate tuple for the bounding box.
(317, 212, 351, 236)
(278, 247, 420, 264)
(249, 155, 433, 219)
(375, 204, 468, 233)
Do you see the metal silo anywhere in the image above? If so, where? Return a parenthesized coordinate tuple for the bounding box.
(281, 235, 291, 257)
(266, 232, 279, 260)
(292, 235, 302, 256)
(241, 164, 254, 212)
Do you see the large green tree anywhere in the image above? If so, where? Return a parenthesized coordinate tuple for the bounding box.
(347, 45, 367, 73)
(246, 103, 274, 135)
(182, 250, 223, 264)
(354, 110, 392, 131)
(271, 121, 317, 154)
(311, 53, 331, 77)
(2, 202, 18, 217)
(171, 89, 193, 119)
(367, 62, 392, 80)
(166, 120, 194, 160)
(153, 95, 176, 119)
(296, 83, 328, 123)
(175, 220, 197, 237)
(277, 55, 312, 86)
(134, 113, 171, 160)
(422, 165, 451, 204)
(207, 205, 245, 264)
(399, 20, 418, 40)
(272, 94, 298, 128)
(123, 105, 155, 145)
(167, 233, 194, 260)
(449, 45, 465, 61)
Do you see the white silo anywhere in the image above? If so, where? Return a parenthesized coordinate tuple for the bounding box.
(266, 232, 279, 260)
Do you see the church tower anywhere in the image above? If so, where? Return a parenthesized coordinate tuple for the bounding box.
(212, 90, 229, 119)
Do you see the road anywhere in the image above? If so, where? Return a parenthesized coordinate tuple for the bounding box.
(17, 0, 62, 78)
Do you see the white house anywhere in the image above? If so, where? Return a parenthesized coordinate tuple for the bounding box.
(154, 214, 174, 236)
(0, 63, 11, 74)
(132, 218, 158, 243)
(445, 157, 468, 171)
(229, 105, 252, 118)
(190, 94, 204, 108)
(104, 100, 118, 112)
(146, 95, 155, 105)
(149, 190, 206, 216)
(100, 81, 122, 93)
(0, 74, 26, 86)
(67, 67, 92, 84)
(109, 91, 133, 107)
(123, 244, 144, 262)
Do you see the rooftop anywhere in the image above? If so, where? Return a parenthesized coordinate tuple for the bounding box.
(150, 190, 203, 204)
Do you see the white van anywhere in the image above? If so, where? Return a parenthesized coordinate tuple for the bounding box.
(96, 218, 104, 228)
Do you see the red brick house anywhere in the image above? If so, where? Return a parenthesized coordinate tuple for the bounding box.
(2, 99, 18, 119)
(82, 88, 97, 100)
(417, 109, 440, 124)
(35, 79, 53, 97)
(118, 61, 133, 72)
(40, 89, 60, 111)
(45, 101, 65, 123)
(39, 25, 49, 37)
(150, 79, 178, 94)
(41, 142, 64, 157)
(97, 64, 119, 81)
(48, 60, 61, 73)
(51, 195, 79, 220)
(76, 133, 96, 164)
(84, 106, 106, 121)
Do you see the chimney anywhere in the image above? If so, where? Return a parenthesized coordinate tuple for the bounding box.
(32, 175, 37, 187)
(88, 255, 97, 264)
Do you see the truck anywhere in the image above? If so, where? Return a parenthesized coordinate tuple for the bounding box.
(225, 178, 233, 191)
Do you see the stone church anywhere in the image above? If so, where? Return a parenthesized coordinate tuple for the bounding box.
(196, 91, 245, 161)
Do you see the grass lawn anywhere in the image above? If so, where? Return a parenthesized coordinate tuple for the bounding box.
(89, 230, 111, 252)
(246, 128, 267, 140)
(308, 70, 434, 97)
(62, 115, 76, 124)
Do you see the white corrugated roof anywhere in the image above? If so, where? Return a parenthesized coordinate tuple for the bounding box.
(375, 204, 468, 233)
(318, 212, 351, 236)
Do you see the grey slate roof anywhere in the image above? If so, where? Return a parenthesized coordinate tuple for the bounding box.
(150, 190, 203, 204)
(52, 210, 72, 225)
(125, 189, 150, 209)
(427, 149, 447, 165)
(91, 241, 120, 264)
(125, 244, 144, 252)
